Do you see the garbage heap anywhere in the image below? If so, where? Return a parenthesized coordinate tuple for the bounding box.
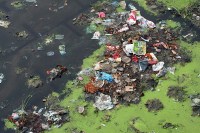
(75, 1, 187, 111)
(8, 94, 70, 132)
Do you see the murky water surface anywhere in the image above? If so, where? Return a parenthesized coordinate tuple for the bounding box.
(0, 0, 200, 132)
(0, 0, 98, 132)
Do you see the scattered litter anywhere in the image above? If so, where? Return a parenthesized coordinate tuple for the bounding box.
(46, 65, 67, 81)
(55, 34, 64, 40)
(145, 99, 164, 112)
(59, 45, 66, 55)
(152, 62, 164, 71)
(8, 105, 69, 132)
(47, 51, 55, 56)
(98, 12, 106, 18)
(167, 86, 186, 102)
(0, 20, 10, 28)
(190, 94, 200, 116)
(37, 46, 44, 51)
(119, 1, 126, 9)
(27, 75, 43, 88)
(163, 123, 178, 129)
(91, 31, 101, 39)
(123, 41, 146, 56)
(156, 67, 167, 77)
(78, 106, 85, 114)
(77, 68, 93, 76)
(25, 0, 37, 3)
(93, 93, 113, 111)
(128, 3, 137, 10)
(0, 73, 4, 83)
(127, 10, 137, 25)
(167, 67, 175, 75)
(16, 31, 28, 38)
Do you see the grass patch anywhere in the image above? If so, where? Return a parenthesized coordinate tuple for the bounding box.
(116, 6, 126, 13)
(82, 45, 105, 69)
(4, 120, 15, 130)
(134, 0, 157, 15)
(158, 0, 198, 11)
(166, 20, 181, 28)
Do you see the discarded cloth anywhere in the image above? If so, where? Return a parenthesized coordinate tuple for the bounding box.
(152, 62, 164, 71)
(139, 58, 149, 71)
(156, 67, 167, 77)
(93, 93, 113, 110)
(167, 67, 175, 75)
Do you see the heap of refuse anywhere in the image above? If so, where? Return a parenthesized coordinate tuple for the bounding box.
(8, 108, 69, 132)
(8, 94, 70, 132)
(46, 65, 68, 81)
(190, 94, 200, 116)
(75, 1, 188, 110)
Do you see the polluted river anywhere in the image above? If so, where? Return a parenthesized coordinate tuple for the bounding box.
(0, 0, 200, 133)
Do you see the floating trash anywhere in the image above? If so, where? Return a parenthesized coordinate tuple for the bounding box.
(25, 0, 37, 3)
(0, 73, 4, 83)
(59, 45, 66, 55)
(55, 34, 64, 40)
(0, 20, 10, 28)
(47, 51, 55, 56)
(37, 46, 44, 51)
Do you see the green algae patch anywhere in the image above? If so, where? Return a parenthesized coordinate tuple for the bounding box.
(51, 92, 59, 97)
(134, 0, 157, 15)
(158, 0, 197, 11)
(11, 1, 25, 9)
(4, 120, 15, 130)
(48, 41, 200, 133)
(166, 20, 181, 28)
(82, 45, 105, 69)
(116, 6, 126, 13)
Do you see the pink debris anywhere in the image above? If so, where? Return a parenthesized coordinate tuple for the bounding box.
(127, 10, 137, 25)
(98, 12, 106, 18)
(147, 21, 156, 28)
(77, 76, 84, 81)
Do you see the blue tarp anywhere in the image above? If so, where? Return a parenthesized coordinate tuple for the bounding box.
(97, 72, 114, 83)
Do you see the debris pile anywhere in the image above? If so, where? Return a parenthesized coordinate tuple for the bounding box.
(8, 94, 70, 132)
(16, 31, 29, 38)
(145, 99, 164, 112)
(190, 94, 200, 116)
(27, 75, 43, 88)
(162, 122, 178, 129)
(187, 2, 200, 27)
(0, 20, 10, 28)
(167, 86, 186, 102)
(46, 65, 68, 81)
(74, 2, 185, 110)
